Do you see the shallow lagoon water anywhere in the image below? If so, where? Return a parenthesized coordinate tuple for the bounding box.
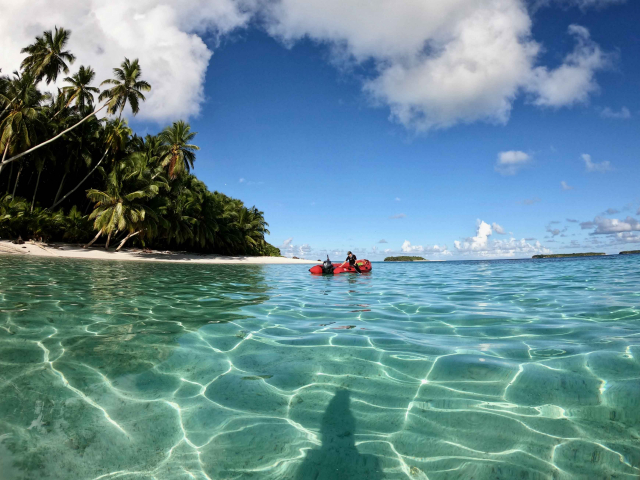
(0, 255, 639, 479)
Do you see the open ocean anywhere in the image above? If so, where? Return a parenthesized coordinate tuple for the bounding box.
(0, 254, 638, 479)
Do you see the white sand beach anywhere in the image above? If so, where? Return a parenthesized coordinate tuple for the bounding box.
(0, 240, 318, 265)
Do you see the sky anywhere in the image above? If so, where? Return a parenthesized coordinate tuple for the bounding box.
(1, 0, 639, 260)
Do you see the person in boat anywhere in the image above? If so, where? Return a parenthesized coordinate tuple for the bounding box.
(341, 251, 362, 273)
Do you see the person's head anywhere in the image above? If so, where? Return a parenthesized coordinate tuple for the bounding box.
(347, 251, 352, 256)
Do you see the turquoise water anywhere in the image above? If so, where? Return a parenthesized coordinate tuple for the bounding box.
(0, 255, 639, 480)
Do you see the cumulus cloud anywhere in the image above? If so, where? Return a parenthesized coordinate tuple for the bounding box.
(390, 213, 406, 219)
(0, 0, 252, 122)
(280, 238, 313, 258)
(0, 2, 612, 129)
(561, 180, 574, 190)
(492, 222, 506, 234)
(401, 240, 450, 255)
(495, 151, 531, 175)
(527, 25, 610, 107)
(582, 153, 612, 173)
(580, 221, 595, 229)
(600, 106, 631, 119)
(454, 219, 550, 257)
(590, 216, 640, 234)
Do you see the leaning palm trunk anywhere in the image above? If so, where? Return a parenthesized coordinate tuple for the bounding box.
(85, 230, 102, 248)
(31, 168, 43, 212)
(0, 102, 108, 168)
(0, 142, 9, 177)
(105, 231, 112, 250)
(12, 164, 23, 197)
(0, 95, 17, 117)
(51, 148, 108, 209)
(116, 230, 142, 251)
(52, 172, 67, 207)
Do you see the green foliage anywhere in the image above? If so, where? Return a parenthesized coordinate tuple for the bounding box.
(383, 256, 427, 262)
(0, 27, 274, 256)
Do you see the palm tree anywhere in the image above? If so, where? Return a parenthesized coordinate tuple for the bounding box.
(0, 27, 75, 118)
(1, 58, 150, 168)
(158, 121, 199, 179)
(20, 26, 76, 84)
(52, 118, 132, 209)
(61, 66, 99, 112)
(85, 155, 163, 250)
(0, 72, 44, 179)
(99, 58, 151, 119)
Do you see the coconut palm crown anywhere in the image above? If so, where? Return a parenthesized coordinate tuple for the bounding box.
(99, 58, 151, 118)
(159, 120, 199, 179)
(62, 66, 99, 112)
(20, 27, 76, 84)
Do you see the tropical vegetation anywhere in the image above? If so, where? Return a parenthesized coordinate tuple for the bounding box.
(383, 256, 427, 262)
(0, 27, 279, 256)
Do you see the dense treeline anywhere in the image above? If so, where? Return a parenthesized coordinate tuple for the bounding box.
(0, 27, 280, 256)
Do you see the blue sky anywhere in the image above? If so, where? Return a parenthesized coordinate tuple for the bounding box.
(4, 0, 638, 259)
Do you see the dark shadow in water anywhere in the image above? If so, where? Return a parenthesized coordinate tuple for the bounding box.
(295, 390, 384, 480)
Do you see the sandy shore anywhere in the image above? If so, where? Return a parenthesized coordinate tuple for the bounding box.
(0, 240, 318, 265)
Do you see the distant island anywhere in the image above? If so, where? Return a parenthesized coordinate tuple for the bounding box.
(384, 256, 428, 262)
(620, 250, 640, 255)
(532, 253, 605, 259)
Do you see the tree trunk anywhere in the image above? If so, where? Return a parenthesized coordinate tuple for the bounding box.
(12, 164, 23, 197)
(0, 95, 17, 116)
(85, 230, 102, 248)
(52, 172, 67, 207)
(31, 168, 43, 212)
(0, 102, 108, 168)
(0, 141, 9, 178)
(5, 162, 13, 194)
(116, 230, 141, 251)
(105, 231, 112, 250)
(51, 148, 109, 209)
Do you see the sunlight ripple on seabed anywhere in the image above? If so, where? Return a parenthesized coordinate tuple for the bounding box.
(0, 256, 639, 479)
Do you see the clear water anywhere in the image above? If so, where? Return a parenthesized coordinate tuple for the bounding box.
(1, 255, 639, 480)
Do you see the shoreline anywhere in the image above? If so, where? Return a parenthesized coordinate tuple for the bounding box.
(0, 240, 317, 265)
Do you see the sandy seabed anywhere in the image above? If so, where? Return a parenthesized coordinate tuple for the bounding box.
(0, 240, 317, 265)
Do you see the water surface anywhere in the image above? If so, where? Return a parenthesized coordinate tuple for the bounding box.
(0, 255, 639, 479)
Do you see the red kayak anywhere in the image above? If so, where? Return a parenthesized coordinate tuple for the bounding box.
(310, 259, 372, 275)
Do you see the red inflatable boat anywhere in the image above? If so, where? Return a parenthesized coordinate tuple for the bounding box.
(309, 259, 372, 275)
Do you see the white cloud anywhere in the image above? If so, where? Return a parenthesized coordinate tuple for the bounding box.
(0, 0, 251, 122)
(495, 151, 531, 175)
(280, 237, 313, 258)
(401, 240, 450, 255)
(591, 216, 640, 234)
(239, 178, 245, 183)
(582, 153, 612, 173)
(561, 180, 574, 190)
(281, 237, 293, 248)
(600, 106, 631, 119)
(0, 3, 611, 129)
(527, 25, 610, 108)
(492, 223, 506, 234)
(390, 213, 406, 219)
(454, 219, 551, 257)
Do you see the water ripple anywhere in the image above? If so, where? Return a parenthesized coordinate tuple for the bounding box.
(0, 256, 639, 479)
